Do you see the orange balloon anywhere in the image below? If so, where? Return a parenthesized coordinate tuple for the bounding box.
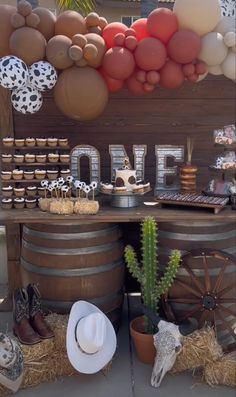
(83, 44, 98, 61)
(125, 36, 137, 51)
(182, 63, 195, 77)
(126, 74, 146, 96)
(146, 70, 160, 85)
(114, 33, 125, 47)
(102, 22, 127, 48)
(55, 10, 86, 39)
(33, 7, 56, 41)
(136, 70, 146, 83)
(147, 8, 178, 44)
(9, 27, 46, 65)
(143, 82, 155, 92)
(125, 28, 136, 38)
(0, 5, 16, 57)
(99, 68, 124, 92)
(54, 66, 109, 121)
(134, 37, 167, 71)
(188, 73, 199, 82)
(167, 29, 201, 64)
(131, 18, 149, 42)
(46, 35, 73, 70)
(160, 60, 185, 89)
(103, 47, 135, 80)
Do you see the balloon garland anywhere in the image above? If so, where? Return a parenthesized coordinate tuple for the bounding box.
(0, 0, 235, 120)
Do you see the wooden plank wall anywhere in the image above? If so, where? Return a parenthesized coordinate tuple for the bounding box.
(12, 75, 235, 191)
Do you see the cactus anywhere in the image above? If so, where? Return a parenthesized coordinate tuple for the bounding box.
(124, 216, 181, 334)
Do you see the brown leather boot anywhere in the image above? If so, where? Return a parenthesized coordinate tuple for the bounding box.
(27, 284, 54, 340)
(13, 287, 41, 345)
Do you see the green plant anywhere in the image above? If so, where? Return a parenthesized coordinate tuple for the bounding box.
(124, 216, 181, 334)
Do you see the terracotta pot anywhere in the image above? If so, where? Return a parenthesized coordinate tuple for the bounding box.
(130, 316, 156, 364)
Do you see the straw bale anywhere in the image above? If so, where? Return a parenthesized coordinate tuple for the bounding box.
(204, 352, 236, 388)
(172, 327, 223, 374)
(45, 313, 69, 351)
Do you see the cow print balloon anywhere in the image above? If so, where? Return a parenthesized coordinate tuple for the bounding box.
(11, 84, 43, 114)
(28, 61, 57, 92)
(0, 56, 28, 90)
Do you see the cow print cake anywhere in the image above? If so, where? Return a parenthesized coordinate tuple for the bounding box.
(0, 56, 28, 90)
(115, 169, 137, 191)
(11, 84, 43, 114)
(28, 61, 57, 92)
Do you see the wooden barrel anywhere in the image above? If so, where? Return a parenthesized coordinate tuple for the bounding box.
(20, 223, 124, 329)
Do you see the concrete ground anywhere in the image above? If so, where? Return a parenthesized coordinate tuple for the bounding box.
(0, 286, 235, 397)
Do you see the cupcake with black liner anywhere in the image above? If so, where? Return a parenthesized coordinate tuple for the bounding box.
(2, 137, 14, 147)
(35, 169, 46, 180)
(48, 153, 59, 163)
(59, 154, 70, 163)
(24, 170, 35, 180)
(47, 137, 58, 147)
(36, 154, 47, 163)
(47, 169, 58, 180)
(14, 197, 25, 209)
(25, 197, 37, 209)
(2, 186, 13, 197)
(36, 138, 47, 147)
(25, 153, 35, 163)
(26, 186, 37, 197)
(60, 169, 71, 177)
(12, 169, 24, 180)
(14, 187, 25, 197)
(2, 154, 12, 163)
(2, 198, 13, 209)
(58, 138, 68, 147)
(1, 171, 12, 181)
(25, 137, 36, 147)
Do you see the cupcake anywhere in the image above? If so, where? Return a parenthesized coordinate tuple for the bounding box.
(59, 154, 70, 163)
(47, 137, 58, 147)
(47, 170, 58, 180)
(60, 169, 71, 177)
(25, 137, 36, 147)
(15, 138, 25, 147)
(1, 171, 12, 181)
(26, 186, 37, 197)
(36, 138, 47, 147)
(2, 154, 12, 163)
(25, 198, 37, 209)
(14, 198, 25, 209)
(25, 153, 36, 163)
(113, 186, 127, 194)
(12, 169, 24, 180)
(48, 153, 59, 163)
(37, 186, 47, 197)
(58, 138, 68, 147)
(2, 198, 13, 209)
(35, 169, 46, 180)
(14, 187, 25, 197)
(13, 154, 24, 164)
(24, 170, 35, 180)
(101, 183, 114, 193)
(36, 154, 47, 163)
(2, 186, 13, 197)
(2, 137, 14, 147)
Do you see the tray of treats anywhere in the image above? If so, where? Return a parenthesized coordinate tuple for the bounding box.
(2, 137, 69, 149)
(156, 192, 229, 214)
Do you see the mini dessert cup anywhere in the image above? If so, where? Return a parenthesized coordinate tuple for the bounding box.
(25, 138, 36, 147)
(48, 153, 59, 163)
(36, 154, 47, 163)
(14, 198, 25, 209)
(12, 170, 24, 180)
(47, 170, 58, 180)
(25, 198, 37, 209)
(60, 169, 71, 177)
(2, 198, 13, 209)
(25, 154, 36, 163)
(59, 154, 70, 163)
(2, 154, 12, 163)
(24, 170, 35, 180)
(36, 138, 47, 147)
(13, 154, 25, 164)
(15, 139, 25, 147)
(26, 186, 37, 197)
(14, 187, 25, 197)
(35, 169, 46, 180)
(47, 138, 58, 147)
(2, 186, 13, 197)
(37, 187, 48, 197)
(1, 171, 12, 181)
(2, 137, 14, 147)
(58, 138, 68, 147)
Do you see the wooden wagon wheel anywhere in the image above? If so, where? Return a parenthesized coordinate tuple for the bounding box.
(163, 249, 236, 352)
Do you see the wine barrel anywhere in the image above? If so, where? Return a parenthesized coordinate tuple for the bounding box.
(20, 223, 124, 329)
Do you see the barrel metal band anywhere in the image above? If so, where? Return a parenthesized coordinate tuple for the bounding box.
(158, 230, 236, 241)
(23, 225, 119, 240)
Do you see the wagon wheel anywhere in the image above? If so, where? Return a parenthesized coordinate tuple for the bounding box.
(163, 249, 236, 352)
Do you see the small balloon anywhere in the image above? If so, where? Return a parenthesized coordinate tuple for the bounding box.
(28, 61, 57, 91)
(125, 36, 137, 51)
(11, 84, 43, 114)
(0, 56, 28, 90)
(146, 71, 160, 85)
(131, 18, 149, 42)
(114, 33, 125, 47)
(102, 22, 127, 48)
(136, 70, 146, 83)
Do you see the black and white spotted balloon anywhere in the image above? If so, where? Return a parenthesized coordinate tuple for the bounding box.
(0, 56, 28, 90)
(28, 61, 57, 92)
(11, 84, 43, 114)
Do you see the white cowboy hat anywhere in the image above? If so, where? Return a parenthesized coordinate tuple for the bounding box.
(66, 301, 117, 374)
(0, 333, 24, 392)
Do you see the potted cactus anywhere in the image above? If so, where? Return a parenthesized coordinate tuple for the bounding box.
(124, 216, 181, 364)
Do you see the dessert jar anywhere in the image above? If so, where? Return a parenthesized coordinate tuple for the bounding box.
(1, 171, 12, 181)
(12, 169, 24, 180)
(2, 154, 12, 163)
(14, 198, 25, 209)
(14, 187, 25, 197)
(2, 186, 13, 197)
(2, 198, 13, 209)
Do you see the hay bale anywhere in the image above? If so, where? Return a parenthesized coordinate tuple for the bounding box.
(45, 313, 69, 351)
(172, 327, 223, 374)
(204, 352, 236, 388)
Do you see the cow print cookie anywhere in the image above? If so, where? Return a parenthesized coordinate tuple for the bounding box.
(11, 84, 43, 114)
(28, 61, 57, 92)
(0, 56, 28, 90)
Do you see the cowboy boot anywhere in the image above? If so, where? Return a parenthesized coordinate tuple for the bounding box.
(13, 287, 41, 345)
(27, 284, 54, 339)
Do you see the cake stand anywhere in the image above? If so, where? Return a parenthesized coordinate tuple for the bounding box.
(100, 188, 151, 208)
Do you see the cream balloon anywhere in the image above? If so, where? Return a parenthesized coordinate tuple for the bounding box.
(224, 32, 236, 48)
(173, 0, 221, 36)
(221, 51, 236, 80)
(208, 64, 223, 75)
(199, 32, 228, 66)
(214, 16, 235, 36)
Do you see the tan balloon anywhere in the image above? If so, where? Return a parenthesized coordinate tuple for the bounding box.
(34, 7, 56, 41)
(18, 0, 32, 17)
(84, 33, 107, 68)
(221, 51, 236, 80)
(224, 32, 236, 48)
(72, 34, 87, 48)
(0, 4, 16, 57)
(173, 0, 221, 36)
(46, 35, 73, 70)
(86, 12, 100, 27)
(55, 10, 86, 39)
(9, 27, 46, 65)
(214, 16, 235, 36)
(11, 13, 25, 29)
(54, 66, 109, 121)
(199, 32, 228, 66)
(208, 64, 223, 75)
(25, 13, 40, 28)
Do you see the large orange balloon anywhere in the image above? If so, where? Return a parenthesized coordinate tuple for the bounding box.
(102, 22, 127, 48)
(9, 27, 46, 65)
(103, 47, 135, 80)
(55, 11, 86, 39)
(134, 37, 167, 71)
(0, 5, 16, 57)
(131, 18, 149, 42)
(147, 8, 178, 44)
(46, 35, 73, 70)
(54, 66, 109, 121)
(85, 33, 107, 68)
(160, 60, 185, 89)
(99, 68, 124, 92)
(126, 74, 146, 96)
(33, 7, 56, 41)
(167, 29, 201, 64)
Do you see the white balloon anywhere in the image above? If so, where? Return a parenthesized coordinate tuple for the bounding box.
(224, 32, 236, 48)
(0, 56, 28, 90)
(221, 51, 236, 80)
(199, 32, 228, 66)
(28, 61, 57, 92)
(214, 16, 235, 35)
(208, 64, 223, 75)
(11, 84, 43, 114)
(173, 0, 221, 36)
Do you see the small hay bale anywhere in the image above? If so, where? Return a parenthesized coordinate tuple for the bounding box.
(21, 338, 55, 361)
(172, 327, 223, 374)
(204, 352, 236, 388)
(45, 313, 69, 351)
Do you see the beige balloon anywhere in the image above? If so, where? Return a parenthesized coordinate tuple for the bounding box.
(221, 51, 236, 80)
(208, 64, 223, 75)
(173, 0, 221, 36)
(199, 32, 228, 66)
(224, 32, 236, 48)
(214, 16, 235, 36)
